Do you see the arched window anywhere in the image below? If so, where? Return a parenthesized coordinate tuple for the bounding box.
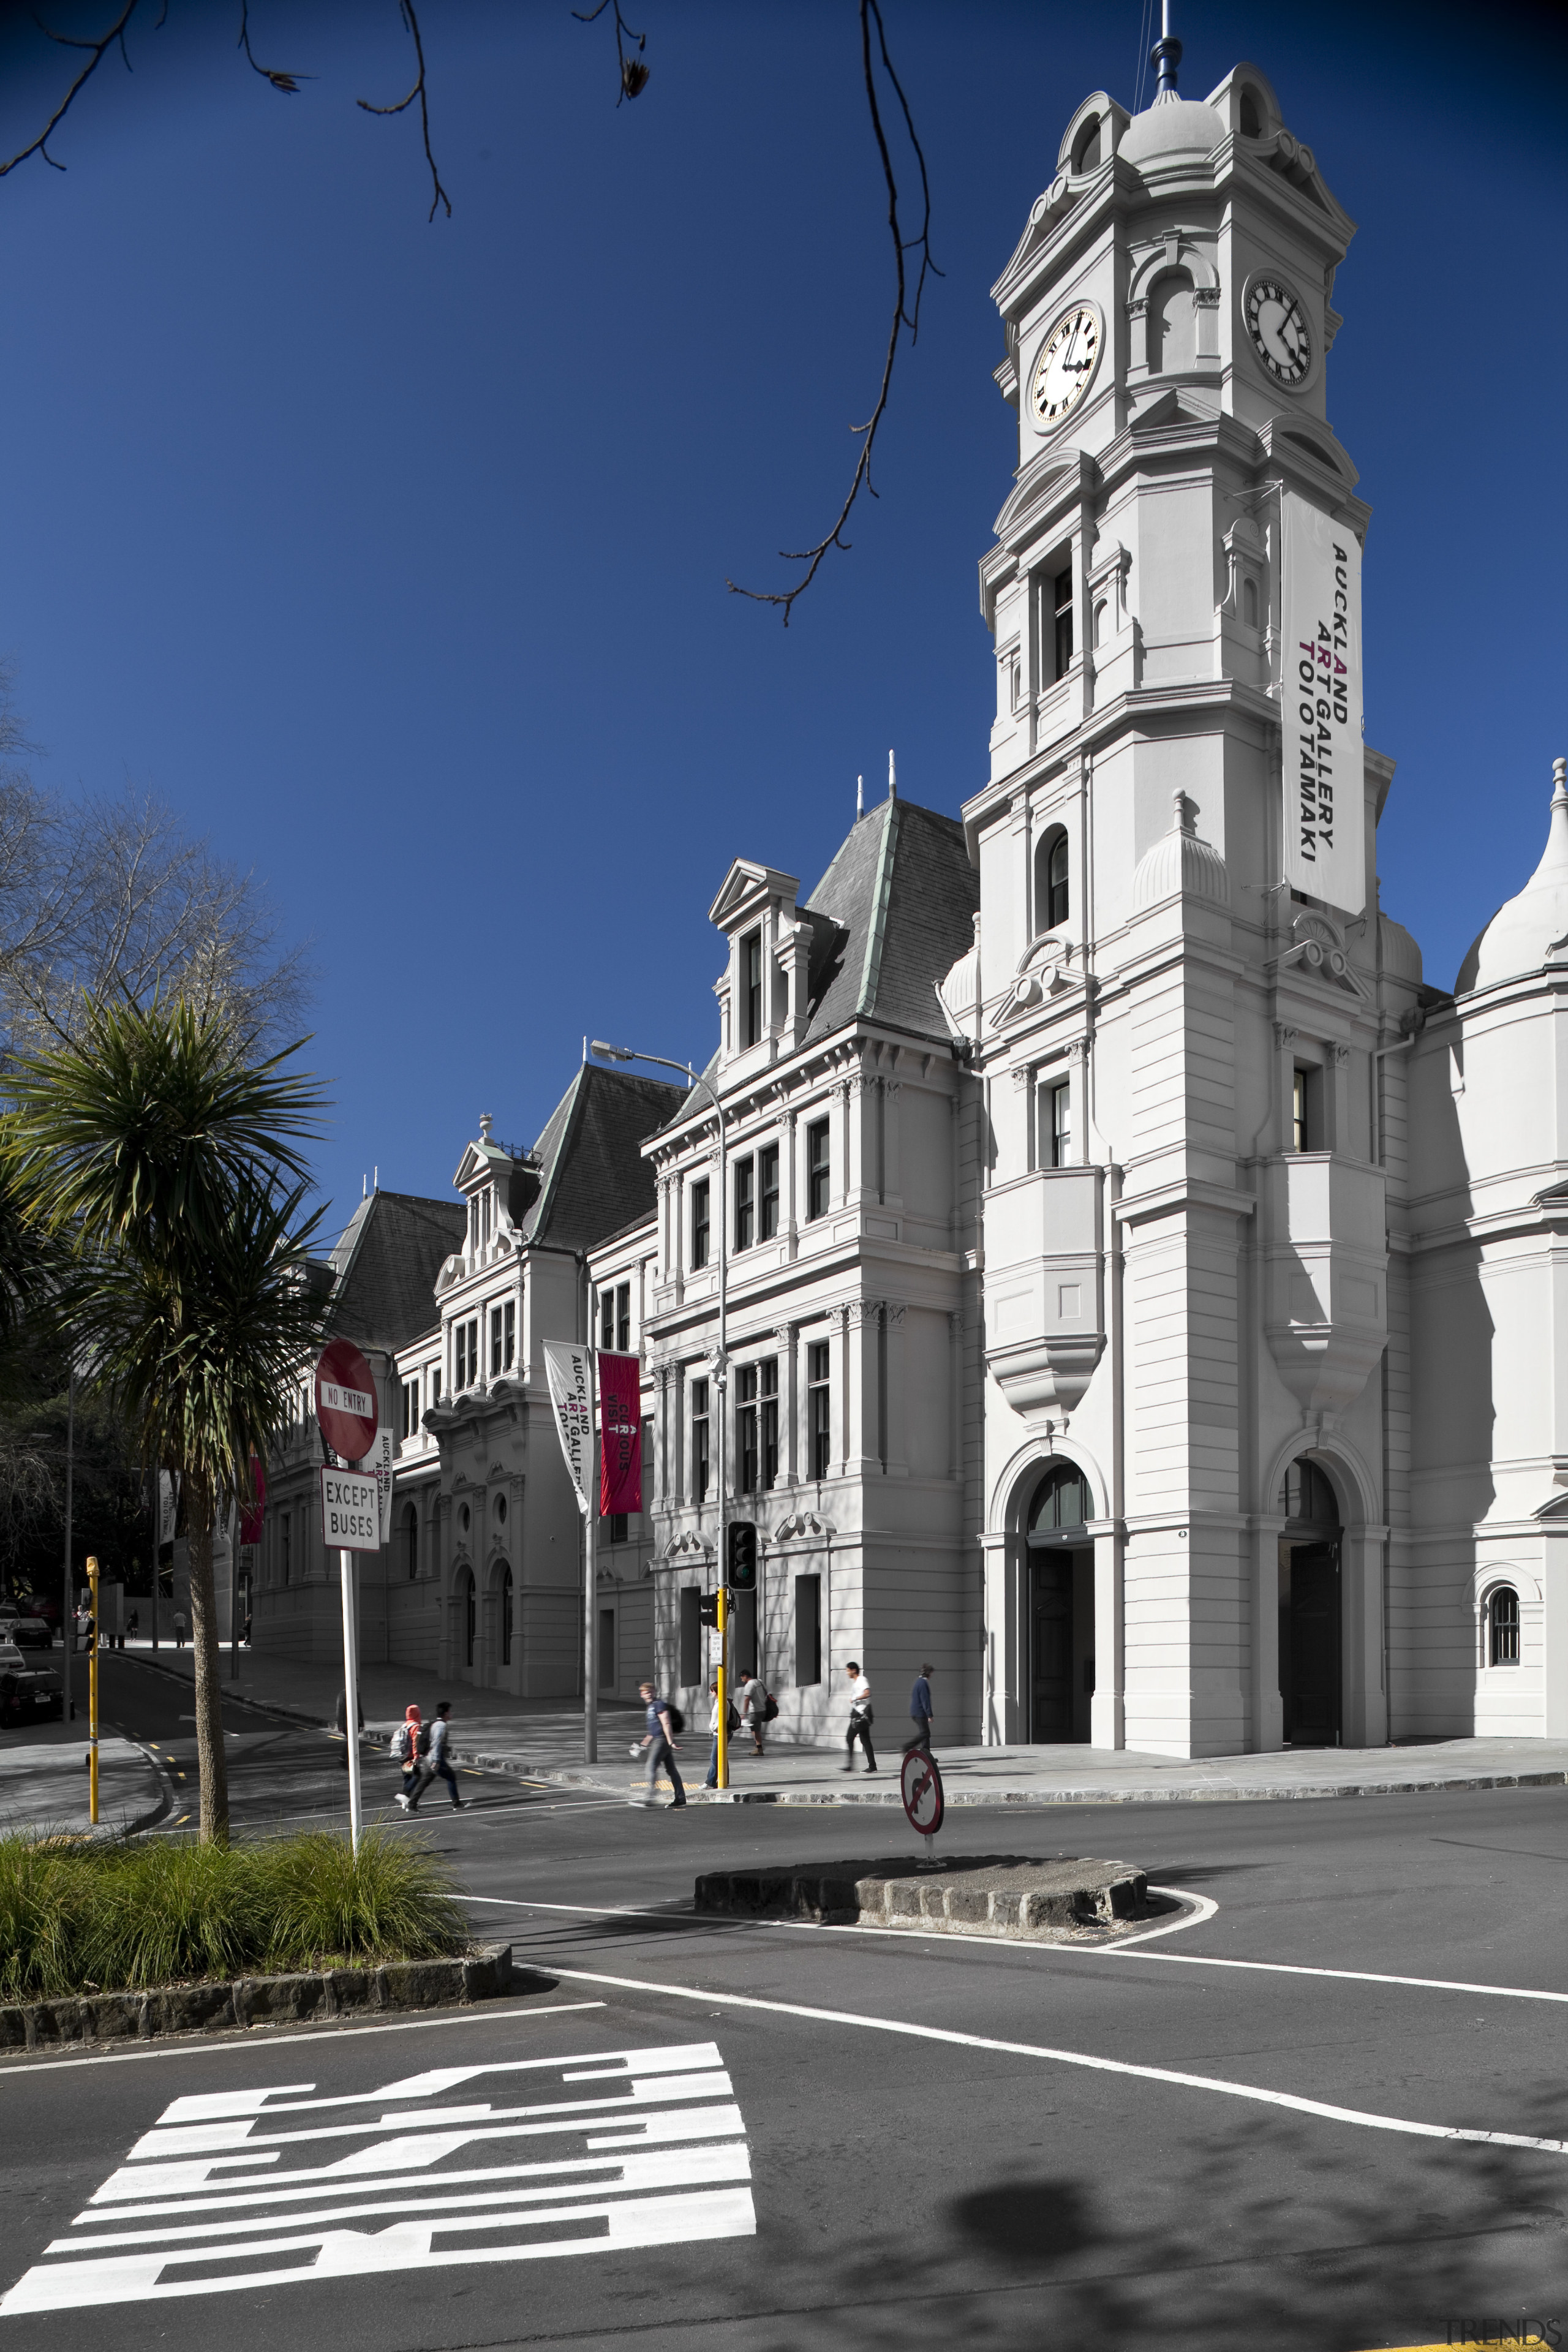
(458, 1568, 476, 1667)
(1279, 1458, 1338, 1526)
(400, 1501, 418, 1582)
(1487, 1586, 1520, 1667)
(1149, 271, 1197, 372)
(1238, 86, 1264, 138)
(1071, 119, 1101, 173)
(501, 1566, 514, 1667)
(1034, 829, 1069, 935)
(1028, 1460, 1089, 1539)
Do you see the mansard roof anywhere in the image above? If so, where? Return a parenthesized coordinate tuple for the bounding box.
(518, 1063, 687, 1254)
(325, 1189, 468, 1354)
(799, 794, 979, 1046)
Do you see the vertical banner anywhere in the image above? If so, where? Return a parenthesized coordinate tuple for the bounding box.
(364, 1426, 395, 1546)
(158, 1471, 180, 1548)
(1281, 491, 1365, 917)
(598, 1351, 643, 1515)
(543, 1341, 594, 1518)
(239, 1454, 267, 1546)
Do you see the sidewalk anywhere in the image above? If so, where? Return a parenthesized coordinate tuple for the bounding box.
(116, 1646, 1568, 1806)
(0, 1717, 168, 1839)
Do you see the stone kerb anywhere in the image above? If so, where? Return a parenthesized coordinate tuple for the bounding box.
(695, 1856, 1148, 1939)
(0, 1942, 537, 2055)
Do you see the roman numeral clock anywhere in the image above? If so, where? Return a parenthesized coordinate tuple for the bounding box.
(1030, 304, 1102, 426)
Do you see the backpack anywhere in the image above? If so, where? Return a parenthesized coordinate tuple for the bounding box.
(762, 1692, 779, 1722)
(389, 1723, 411, 1762)
(665, 1702, 685, 1737)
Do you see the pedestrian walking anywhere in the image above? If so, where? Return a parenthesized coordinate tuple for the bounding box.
(403, 1701, 463, 1811)
(173, 1609, 187, 1649)
(737, 1665, 767, 1757)
(635, 1679, 687, 1809)
(842, 1661, 877, 1773)
(127, 1608, 139, 1641)
(905, 1663, 935, 1755)
(703, 1679, 722, 1789)
(390, 1704, 426, 1806)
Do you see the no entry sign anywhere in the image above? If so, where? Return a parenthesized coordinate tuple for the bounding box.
(314, 1338, 379, 1461)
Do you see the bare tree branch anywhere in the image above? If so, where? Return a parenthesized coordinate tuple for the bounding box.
(238, 0, 311, 96)
(727, 0, 938, 625)
(573, 0, 650, 104)
(0, 0, 140, 178)
(357, 0, 451, 221)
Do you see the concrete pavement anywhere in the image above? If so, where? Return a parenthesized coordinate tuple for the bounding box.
(0, 1716, 168, 1838)
(113, 1642, 1568, 1806)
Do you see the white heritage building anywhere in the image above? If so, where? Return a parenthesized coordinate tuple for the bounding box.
(258, 42, 1564, 1754)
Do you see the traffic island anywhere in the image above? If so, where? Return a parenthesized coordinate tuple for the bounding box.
(0, 1942, 554, 2056)
(694, 1855, 1150, 1940)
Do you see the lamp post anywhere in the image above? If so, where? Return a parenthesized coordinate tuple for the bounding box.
(590, 1041, 731, 1789)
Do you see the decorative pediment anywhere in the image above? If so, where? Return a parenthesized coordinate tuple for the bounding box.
(993, 448, 1095, 549)
(1273, 910, 1368, 999)
(989, 933, 1087, 1029)
(707, 859, 800, 932)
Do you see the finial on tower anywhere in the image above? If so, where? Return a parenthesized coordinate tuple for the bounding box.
(1150, 0, 1182, 102)
(1172, 788, 1198, 836)
(856, 773, 864, 820)
(888, 748, 897, 801)
(1553, 756, 1567, 810)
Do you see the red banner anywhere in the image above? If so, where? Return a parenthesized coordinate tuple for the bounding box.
(598, 1351, 642, 1516)
(239, 1453, 267, 1545)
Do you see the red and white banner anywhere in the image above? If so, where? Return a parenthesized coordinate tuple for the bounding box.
(543, 1341, 594, 1519)
(598, 1351, 643, 1517)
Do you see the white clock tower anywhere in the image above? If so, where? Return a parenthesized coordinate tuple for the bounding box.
(961, 36, 1423, 1757)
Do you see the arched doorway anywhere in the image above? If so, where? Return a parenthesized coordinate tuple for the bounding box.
(1025, 1460, 1095, 1743)
(456, 1567, 476, 1670)
(1278, 1458, 1341, 1745)
(499, 1565, 513, 1668)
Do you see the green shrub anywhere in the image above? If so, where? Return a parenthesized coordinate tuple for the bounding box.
(0, 1826, 464, 2000)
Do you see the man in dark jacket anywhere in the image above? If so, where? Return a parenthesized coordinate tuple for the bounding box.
(905, 1665, 935, 1755)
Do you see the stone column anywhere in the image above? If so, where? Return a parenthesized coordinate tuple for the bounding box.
(880, 1077, 903, 1210)
(783, 1106, 800, 1259)
(883, 1302, 907, 1477)
(1273, 1022, 1299, 1155)
(1329, 1040, 1352, 1155)
(776, 1325, 799, 1488)
(844, 1300, 882, 1476)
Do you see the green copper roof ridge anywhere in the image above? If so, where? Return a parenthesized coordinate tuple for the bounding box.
(856, 797, 900, 1019)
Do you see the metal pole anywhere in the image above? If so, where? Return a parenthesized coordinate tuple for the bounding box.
(715, 1084, 729, 1789)
(151, 1468, 159, 1649)
(86, 1551, 99, 1823)
(716, 1585, 728, 1790)
(340, 1537, 363, 1852)
(584, 1347, 599, 1765)
(61, 1368, 74, 1721)
(230, 1506, 241, 1683)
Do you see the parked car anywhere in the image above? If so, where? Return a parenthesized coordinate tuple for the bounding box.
(0, 1642, 62, 1725)
(0, 1615, 53, 1650)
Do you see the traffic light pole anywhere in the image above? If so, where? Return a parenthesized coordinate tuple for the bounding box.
(715, 1586, 728, 1792)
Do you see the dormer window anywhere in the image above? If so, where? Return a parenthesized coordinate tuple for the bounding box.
(741, 929, 763, 1048)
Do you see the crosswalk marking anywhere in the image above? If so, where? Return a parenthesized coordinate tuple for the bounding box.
(1, 2039, 755, 2314)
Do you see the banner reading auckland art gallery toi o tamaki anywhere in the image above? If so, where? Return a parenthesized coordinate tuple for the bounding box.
(1281, 491, 1365, 919)
(543, 1341, 594, 1519)
(597, 1351, 643, 1517)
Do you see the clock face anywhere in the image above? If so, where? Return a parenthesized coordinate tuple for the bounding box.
(1030, 305, 1101, 428)
(1246, 277, 1311, 385)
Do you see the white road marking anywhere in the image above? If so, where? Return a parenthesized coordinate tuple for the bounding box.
(539, 1964, 1568, 2162)
(2, 2038, 755, 2312)
(1101, 1947, 1568, 2003)
(0, 2002, 606, 2079)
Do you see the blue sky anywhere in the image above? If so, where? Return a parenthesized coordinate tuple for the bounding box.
(1, 0, 1564, 1236)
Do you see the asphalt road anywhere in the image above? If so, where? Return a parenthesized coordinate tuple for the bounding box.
(6, 1664, 1566, 2352)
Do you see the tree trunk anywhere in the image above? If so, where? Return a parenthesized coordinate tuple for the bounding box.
(186, 1479, 231, 1844)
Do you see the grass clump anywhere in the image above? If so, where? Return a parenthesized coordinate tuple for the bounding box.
(0, 1826, 464, 2001)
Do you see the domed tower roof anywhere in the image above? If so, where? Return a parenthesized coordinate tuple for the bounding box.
(1456, 759, 1568, 994)
(1134, 790, 1229, 909)
(1118, 12, 1223, 168)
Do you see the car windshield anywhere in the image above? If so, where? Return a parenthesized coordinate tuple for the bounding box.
(0, 1645, 26, 1669)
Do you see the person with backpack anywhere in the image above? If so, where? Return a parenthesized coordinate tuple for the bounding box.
(390, 1704, 426, 1806)
(635, 1679, 687, 1809)
(842, 1660, 876, 1773)
(402, 1700, 463, 1812)
(737, 1665, 769, 1757)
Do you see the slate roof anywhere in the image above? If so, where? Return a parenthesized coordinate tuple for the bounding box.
(519, 1064, 687, 1254)
(325, 1190, 468, 1354)
(799, 794, 979, 1046)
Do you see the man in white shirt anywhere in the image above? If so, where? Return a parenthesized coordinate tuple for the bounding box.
(737, 1667, 767, 1757)
(841, 1660, 877, 1774)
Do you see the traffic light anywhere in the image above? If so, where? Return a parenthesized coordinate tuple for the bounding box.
(698, 1593, 720, 1627)
(726, 1519, 758, 1592)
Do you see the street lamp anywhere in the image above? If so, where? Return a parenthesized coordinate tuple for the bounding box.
(590, 1041, 732, 1787)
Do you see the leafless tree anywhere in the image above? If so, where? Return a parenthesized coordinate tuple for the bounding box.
(0, 3, 935, 624)
(0, 665, 311, 1062)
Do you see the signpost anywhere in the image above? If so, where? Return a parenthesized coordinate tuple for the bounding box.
(314, 1340, 380, 1852)
(900, 1743, 944, 1867)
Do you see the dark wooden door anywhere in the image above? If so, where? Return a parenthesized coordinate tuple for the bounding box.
(1030, 1554, 1074, 1740)
(1285, 1542, 1340, 1744)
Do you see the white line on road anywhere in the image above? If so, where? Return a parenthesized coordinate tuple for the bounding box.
(538, 1964, 1568, 2160)
(1102, 1947, 1568, 2002)
(0, 2003, 606, 2079)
